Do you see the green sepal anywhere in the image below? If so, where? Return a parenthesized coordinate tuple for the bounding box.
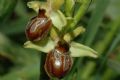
(24, 38, 55, 53)
(27, 1, 43, 13)
(49, 10, 67, 30)
(70, 42, 98, 58)
(63, 26, 85, 42)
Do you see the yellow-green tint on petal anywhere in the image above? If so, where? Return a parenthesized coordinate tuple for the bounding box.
(64, 26, 85, 42)
(50, 27, 59, 41)
(27, 1, 48, 13)
(48, 0, 64, 10)
(76, 0, 86, 3)
(24, 38, 55, 53)
(27, 1, 41, 13)
(49, 10, 67, 30)
(70, 42, 98, 58)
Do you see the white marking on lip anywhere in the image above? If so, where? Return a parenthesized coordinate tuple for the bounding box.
(55, 60, 61, 67)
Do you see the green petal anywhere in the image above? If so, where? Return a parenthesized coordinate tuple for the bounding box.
(63, 26, 85, 42)
(24, 38, 55, 53)
(27, 1, 47, 13)
(49, 10, 67, 30)
(48, 0, 64, 10)
(70, 42, 98, 58)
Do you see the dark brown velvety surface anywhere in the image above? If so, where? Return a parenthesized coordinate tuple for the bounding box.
(25, 9, 52, 41)
(44, 48, 72, 79)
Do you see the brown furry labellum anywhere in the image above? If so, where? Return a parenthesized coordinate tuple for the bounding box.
(44, 40, 73, 79)
(25, 9, 52, 41)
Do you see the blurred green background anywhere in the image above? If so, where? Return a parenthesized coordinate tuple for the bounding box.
(0, 0, 120, 80)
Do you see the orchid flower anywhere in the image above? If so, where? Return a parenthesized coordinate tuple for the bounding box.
(24, 0, 98, 59)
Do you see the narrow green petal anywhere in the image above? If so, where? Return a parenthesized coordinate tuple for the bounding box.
(63, 26, 85, 42)
(49, 10, 67, 30)
(24, 38, 55, 53)
(70, 42, 98, 58)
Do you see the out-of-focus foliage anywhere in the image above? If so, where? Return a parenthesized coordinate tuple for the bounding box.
(0, 0, 17, 22)
(0, 0, 120, 80)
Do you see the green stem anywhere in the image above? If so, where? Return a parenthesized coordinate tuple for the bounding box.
(94, 17, 120, 54)
(69, 0, 91, 29)
(40, 53, 50, 80)
(95, 32, 120, 80)
(80, 0, 110, 79)
(63, 0, 91, 37)
(64, 1, 92, 78)
(84, 0, 110, 46)
(65, 0, 75, 17)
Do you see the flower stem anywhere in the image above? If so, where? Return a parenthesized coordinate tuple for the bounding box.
(69, 0, 91, 29)
(40, 53, 50, 80)
(65, 0, 75, 17)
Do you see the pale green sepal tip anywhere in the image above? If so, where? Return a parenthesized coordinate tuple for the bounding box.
(27, 1, 41, 13)
(24, 38, 55, 53)
(49, 10, 67, 30)
(70, 42, 98, 58)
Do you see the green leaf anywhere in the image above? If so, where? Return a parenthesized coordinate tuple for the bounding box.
(0, 32, 10, 46)
(0, 17, 29, 35)
(24, 38, 55, 53)
(1, 62, 39, 80)
(83, 0, 110, 46)
(0, 0, 17, 22)
(106, 0, 120, 19)
(49, 10, 67, 30)
(70, 42, 98, 58)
